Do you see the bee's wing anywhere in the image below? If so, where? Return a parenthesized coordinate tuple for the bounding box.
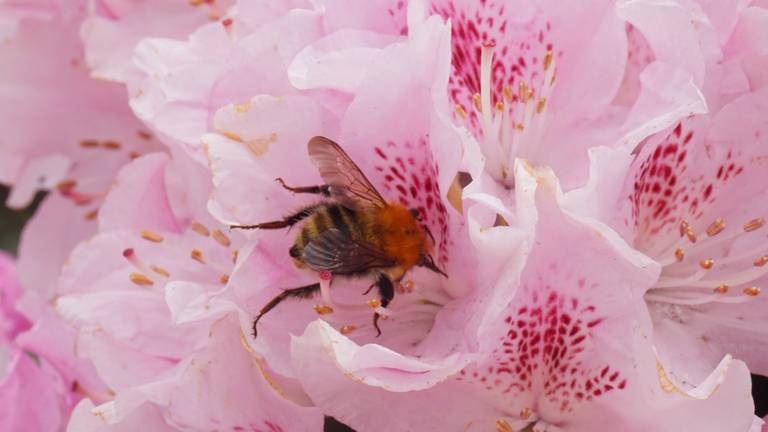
(302, 229, 396, 275)
(308, 136, 387, 209)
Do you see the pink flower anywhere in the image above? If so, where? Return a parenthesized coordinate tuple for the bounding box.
(290, 164, 757, 431)
(81, 0, 233, 83)
(56, 151, 323, 429)
(415, 0, 708, 189)
(0, 0, 160, 209)
(565, 1, 768, 386)
(1, 252, 99, 430)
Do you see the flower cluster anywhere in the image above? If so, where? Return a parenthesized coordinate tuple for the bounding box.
(1, 0, 767, 431)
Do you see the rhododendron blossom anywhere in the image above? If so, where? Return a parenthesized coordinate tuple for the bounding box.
(0, 0, 767, 431)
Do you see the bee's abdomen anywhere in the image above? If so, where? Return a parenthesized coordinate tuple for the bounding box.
(291, 204, 363, 261)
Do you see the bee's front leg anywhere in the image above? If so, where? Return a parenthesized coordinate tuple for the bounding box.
(372, 274, 395, 337)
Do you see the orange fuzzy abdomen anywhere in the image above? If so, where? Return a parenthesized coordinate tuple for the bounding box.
(373, 204, 427, 270)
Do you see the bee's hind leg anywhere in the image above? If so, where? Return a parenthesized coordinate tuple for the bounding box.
(372, 274, 395, 337)
(275, 178, 331, 197)
(231, 204, 320, 231)
(252, 282, 320, 338)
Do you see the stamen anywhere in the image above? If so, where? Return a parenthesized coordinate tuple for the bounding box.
(543, 51, 554, 71)
(83, 209, 98, 221)
(232, 250, 239, 264)
(699, 259, 714, 270)
(212, 229, 231, 247)
(685, 228, 697, 243)
(56, 179, 76, 192)
(706, 218, 726, 236)
(190, 221, 210, 237)
(520, 407, 532, 420)
(502, 86, 513, 101)
(744, 286, 761, 296)
(744, 218, 765, 232)
(129, 272, 154, 286)
(150, 265, 170, 277)
(219, 275, 229, 284)
(190, 249, 205, 264)
(454, 105, 467, 118)
(675, 247, 685, 262)
(339, 325, 356, 335)
(367, 299, 381, 309)
(472, 93, 482, 112)
(679, 220, 689, 237)
(141, 230, 163, 243)
(518, 82, 530, 103)
(80, 140, 99, 148)
(496, 419, 513, 432)
(536, 97, 547, 114)
(714, 283, 729, 294)
(496, 102, 505, 112)
(754, 256, 768, 267)
(102, 141, 121, 150)
(314, 304, 334, 315)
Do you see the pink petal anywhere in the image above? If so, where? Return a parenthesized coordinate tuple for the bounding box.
(0, 349, 69, 431)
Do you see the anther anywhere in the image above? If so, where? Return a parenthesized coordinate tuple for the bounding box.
(102, 141, 121, 150)
(674, 247, 685, 262)
(679, 220, 690, 237)
(339, 325, 356, 335)
(190, 249, 205, 264)
(699, 259, 714, 270)
(367, 299, 381, 309)
(212, 229, 231, 247)
(744, 218, 765, 232)
(472, 93, 482, 112)
(129, 273, 154, 286)
(219, 275, 229, 284)
(150, 265, 170, 277)
(744, 286, 761, 296)
(314, 304, 334, 315)
(536, 97, 546, 114)
(496, 101, 505, 112)
(754, 256, 768, 267)
(543, 51, 554, 71)
(685, 228, 697, 243)
(502, 86, 513, 101)
(80, 140, 99, 148)
(83, 209, 98, 221)
(519, 82, 530, 103)
(140, 230, 163, 243)
(454, 105, 467, 118)
(706, 218, 726, 236)
(56, 180, 77, 192)
(232, 250, 239, 264)
(190, 221, 210, 237)
(520, 407, 532, 420)
(713, 283, 729, 294)
(496, 419, 513, 432)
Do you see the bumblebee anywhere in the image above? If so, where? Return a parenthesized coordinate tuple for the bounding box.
(232, 136, 447, 337)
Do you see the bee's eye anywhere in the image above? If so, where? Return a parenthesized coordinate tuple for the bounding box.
(409, 208, 422, 221)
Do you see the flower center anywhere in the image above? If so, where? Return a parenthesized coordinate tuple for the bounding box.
(456, 44, 556, 184)
(645, 217, 766, 305)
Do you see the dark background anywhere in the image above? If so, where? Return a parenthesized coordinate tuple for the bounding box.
(1, 185, 765, 429)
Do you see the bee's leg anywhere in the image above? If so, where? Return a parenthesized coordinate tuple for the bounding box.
(252, 282, 320, 338)
(276, 178, 331, 197)
(372, 274, 395, 337)
(231, 204, 319, 230)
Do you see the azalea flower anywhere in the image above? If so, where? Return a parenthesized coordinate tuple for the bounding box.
(290, 164, 758, 432)
(559, 0, 768, 386)
(54, 149, 324, 429)
(0, 251, 99, 430)
(203, 2, 510, 386)
(415, 0, 709, 191)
